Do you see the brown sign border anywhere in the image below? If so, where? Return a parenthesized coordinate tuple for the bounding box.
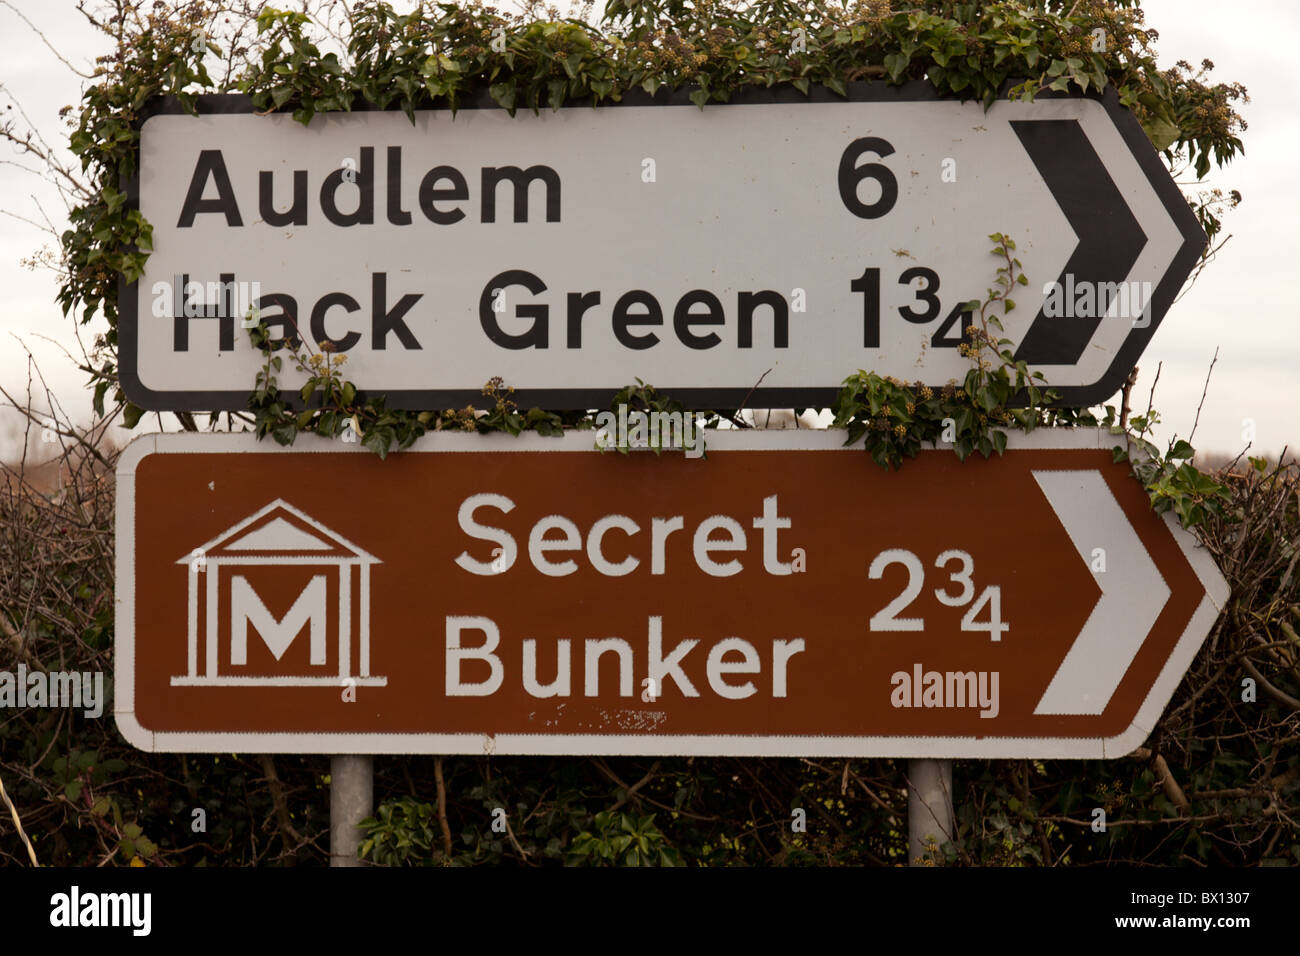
(114, 428, 1228, 758)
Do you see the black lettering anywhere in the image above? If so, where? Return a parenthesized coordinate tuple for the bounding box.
(418, 165, 468, 225)
(481, 166, 561, 223)
(737, 290, 789, 348)
(258, 170, 307, 226)
(172, 272, 237, 350)
(479, 270, 549, 349)
(898, 267, 941, 323)
(566, 291, 601, 348)
(254, 293, 302, 349)
(673, 290, 723, 350)
(851, 267, 880, 348)
(310, 292, 362, 351)
(177, 150, 243, 227)
(386, 146, 412, 226)
(372, 272, 422, 350)
(931, 303, 972, 349)
(837, 137, 898, 220)
(320, 147, 374, 227)
(613, 291, 661, 350)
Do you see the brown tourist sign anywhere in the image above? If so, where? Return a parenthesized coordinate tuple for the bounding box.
(114, 428, 1227, 758)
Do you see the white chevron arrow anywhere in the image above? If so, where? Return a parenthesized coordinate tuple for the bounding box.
(1031, 470, 1171, 715)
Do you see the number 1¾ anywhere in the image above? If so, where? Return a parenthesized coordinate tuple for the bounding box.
(852, 266, 972, 350)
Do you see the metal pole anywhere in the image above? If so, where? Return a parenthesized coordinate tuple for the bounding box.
(330, 755, 373, 867)
(907, 758, 953, 866)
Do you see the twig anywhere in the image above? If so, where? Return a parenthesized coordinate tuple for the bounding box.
(609, 760, 661, 813)
(1131, 748, 1189, 813)
(1119, 365, 1139, 429)
(0, 769, 40, 865)
(734, 368, 772, 420)
(1188, 346, 1219, 445)
(1141, 361, 1161, 435)
(0, 1, 93, 77)
(1240, 658, 1300, 711)
(501, 811, 531, 862)
(257, 755, 303, 848)
(433, 757, 453, 860)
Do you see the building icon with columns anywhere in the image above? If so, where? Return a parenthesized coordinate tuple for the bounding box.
(171, 499, 386, 687)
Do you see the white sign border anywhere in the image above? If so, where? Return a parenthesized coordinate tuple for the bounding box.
(118, 80, 1206, 413)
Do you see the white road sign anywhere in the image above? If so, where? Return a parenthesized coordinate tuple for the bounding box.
(120, 83, 1204, 411)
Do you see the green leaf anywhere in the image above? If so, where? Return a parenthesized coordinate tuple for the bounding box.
(1141, 116, 1181, 151)
(489, 82, 516, 112)
(884, 51, 910, 82)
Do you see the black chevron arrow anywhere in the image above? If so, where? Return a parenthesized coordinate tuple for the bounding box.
(1010, 119, 1148, 366)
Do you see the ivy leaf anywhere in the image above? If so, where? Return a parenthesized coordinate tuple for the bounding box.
(362, 428, 392, 459)
(1141, 115, 1182, 151)
(884, 52, 910, 82)
(489, 82, 516, 112)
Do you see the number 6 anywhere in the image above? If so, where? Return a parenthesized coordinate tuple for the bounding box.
(838, 137, 898, 220)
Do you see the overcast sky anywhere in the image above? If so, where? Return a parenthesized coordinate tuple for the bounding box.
(1, 0, 1295, 459)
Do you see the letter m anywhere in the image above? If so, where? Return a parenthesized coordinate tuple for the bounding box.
(650, 411, 683, 449)
(1095, 281, 1123, 317)
(101, 893, 131, 927)
(481, 166, 561, 223)
(51, 672, 81, 710)
(230, 575, 327, 665)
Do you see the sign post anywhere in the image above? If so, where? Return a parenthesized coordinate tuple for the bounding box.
(329, 755, 372, 868)
(908, 759, 954, 866)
